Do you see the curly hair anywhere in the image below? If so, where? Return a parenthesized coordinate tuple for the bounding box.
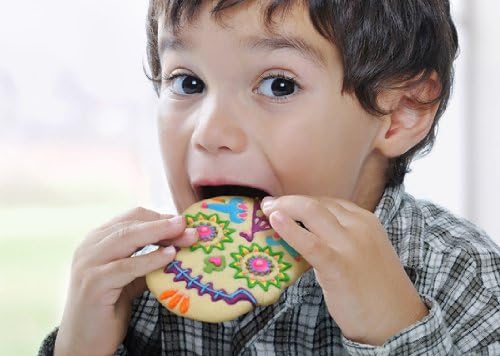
(144, 0, 459, 187)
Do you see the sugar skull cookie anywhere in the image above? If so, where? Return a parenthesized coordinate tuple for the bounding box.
(145, 196, 310, 323)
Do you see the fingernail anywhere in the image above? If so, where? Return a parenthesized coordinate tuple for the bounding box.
(186, 228, 198, 236)
(162, 245, 176, 256)
(261, 196, 275, 212)
(168, 215, 184, 224)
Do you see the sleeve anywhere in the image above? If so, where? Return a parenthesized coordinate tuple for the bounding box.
(340, 247, 500, 355)
(37, 326, 129, 356)
(37, 326, 59, 356)
(36, 291, 160, 356)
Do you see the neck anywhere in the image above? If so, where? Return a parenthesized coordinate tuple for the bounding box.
(352, 151, 389, 212)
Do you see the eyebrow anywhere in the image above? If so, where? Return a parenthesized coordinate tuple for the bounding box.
(159, 34, 328, 69)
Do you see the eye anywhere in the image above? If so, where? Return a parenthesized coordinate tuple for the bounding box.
(163, 72, 205, 95)
(255, 72, 301, 103)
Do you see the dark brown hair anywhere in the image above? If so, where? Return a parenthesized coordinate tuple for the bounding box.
(145, 0, 459, 187)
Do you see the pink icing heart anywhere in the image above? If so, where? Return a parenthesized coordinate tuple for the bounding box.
(239, 213, 248, 218)
(201, 202, 208, 208)
(208, 257, 222, 267)
(238, 203, 248, 209)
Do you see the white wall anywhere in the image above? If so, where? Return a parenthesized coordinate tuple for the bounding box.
(405, 0, 500, 244)
(468, 0, 500, 241)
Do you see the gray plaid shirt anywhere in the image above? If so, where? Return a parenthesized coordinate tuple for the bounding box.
(38, 184, 500, 355)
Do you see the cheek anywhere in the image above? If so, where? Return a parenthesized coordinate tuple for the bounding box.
(265, 98, 377, 196)
(157, 101, 193, 188)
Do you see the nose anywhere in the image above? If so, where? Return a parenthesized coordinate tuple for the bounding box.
(191, 98, 248, 154)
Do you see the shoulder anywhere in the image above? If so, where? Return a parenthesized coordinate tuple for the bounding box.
(381, 187, 500, 295)
(394, 191, 500, 294)
(402, 192, 498, 254)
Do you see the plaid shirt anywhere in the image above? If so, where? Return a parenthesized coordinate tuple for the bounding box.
(38, 183, 500, 355)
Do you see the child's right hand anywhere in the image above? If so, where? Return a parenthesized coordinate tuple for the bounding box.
(53, 207, 197, 356)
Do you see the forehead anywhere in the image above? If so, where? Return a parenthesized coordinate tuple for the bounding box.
(157, 1, 331, 70)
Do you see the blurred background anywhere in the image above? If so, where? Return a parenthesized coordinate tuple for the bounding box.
(1, 0, 499, 354)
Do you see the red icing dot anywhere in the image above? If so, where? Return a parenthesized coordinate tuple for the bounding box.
(196, 224, 216, 241)
(250, 257, 270, 273)
(209, 257, 222, 266)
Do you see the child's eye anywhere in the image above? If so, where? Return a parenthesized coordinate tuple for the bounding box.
(162, 71, 301, 103)
(255, 72, 301, 103)
(163, 73, 205, 95)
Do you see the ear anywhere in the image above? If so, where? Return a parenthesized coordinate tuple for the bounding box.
(373, 71, 441, 158)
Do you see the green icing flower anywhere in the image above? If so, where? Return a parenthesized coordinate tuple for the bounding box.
(229, 243, 292, 291)
(186, 212, 235, 253)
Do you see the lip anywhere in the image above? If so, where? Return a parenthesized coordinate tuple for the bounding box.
(191, 178, 275, 201)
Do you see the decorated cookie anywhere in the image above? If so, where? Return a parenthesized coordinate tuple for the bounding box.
(145, 196, 310, 323)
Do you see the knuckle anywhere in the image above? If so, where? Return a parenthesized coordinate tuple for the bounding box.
(80, 268, 98, 294)
(115, 224, 133, 240)
(85, 226, 101, 238)
(71, 240, 91, 266)
(132, 206, 148, 216)
(70, 244, 93, 272)
(129, 206, 158, 220)
(71, 261, 86, 282)
(119, 206, 149, 221)
(113, 220, 139, 232)
(72, 243, 84, 261)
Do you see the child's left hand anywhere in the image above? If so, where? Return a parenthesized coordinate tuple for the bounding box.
(261, 195, 429, 346)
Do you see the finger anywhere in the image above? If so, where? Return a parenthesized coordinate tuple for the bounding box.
(261, 195, 344, 244)
(88, 216, 190, 265)
(157, 229, 199, 247)
(129, 226, 198, 256)
(85, 220, 144, 246)
(84, 208, 175, 246)
(90, 245, 177, 295)
(316, 197, 357, 225)
(95, 206, 172, 232)
(269, 210, 331, 268)
(333, 198, 367, 214)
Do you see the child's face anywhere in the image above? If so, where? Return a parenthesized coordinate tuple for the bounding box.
(156, 1, 386, 213)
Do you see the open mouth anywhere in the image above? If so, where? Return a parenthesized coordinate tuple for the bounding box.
(196, 185, 271, 201)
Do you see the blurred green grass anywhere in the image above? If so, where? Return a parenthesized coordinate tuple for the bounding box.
(0, 205, 125, 356)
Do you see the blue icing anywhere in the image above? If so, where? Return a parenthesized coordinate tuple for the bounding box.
(265, 235, 300, 259)
(207, 197, 246, 223)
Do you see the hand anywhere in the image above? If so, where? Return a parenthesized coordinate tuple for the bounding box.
(261, 195, 429, 346)
(54, 207, 197, 356)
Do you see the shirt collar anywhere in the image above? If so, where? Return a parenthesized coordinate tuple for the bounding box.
(373, 183, 405, 228)
(374, 183, 425, 270)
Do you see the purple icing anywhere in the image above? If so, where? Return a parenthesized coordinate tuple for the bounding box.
(239, 199, 272, 242)
(164, 260, 257, 306)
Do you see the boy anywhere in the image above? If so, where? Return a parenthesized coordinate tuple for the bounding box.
(39, 0, 500, 355)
